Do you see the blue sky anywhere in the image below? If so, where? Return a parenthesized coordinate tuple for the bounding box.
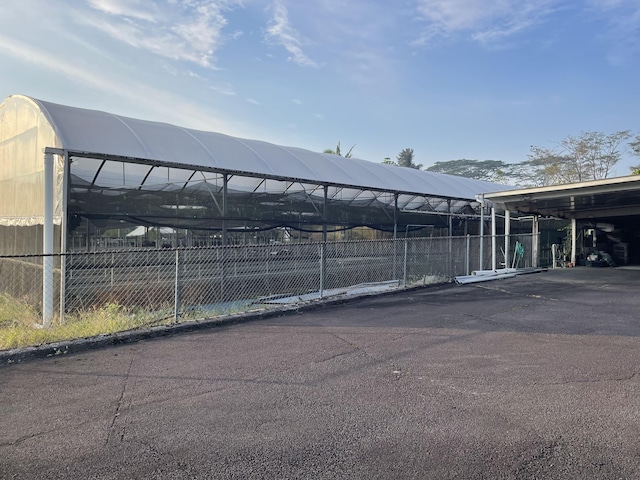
(1, 0, 639, 175)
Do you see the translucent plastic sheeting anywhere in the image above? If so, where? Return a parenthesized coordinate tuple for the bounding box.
(0, 96, 64, 226)
(4, 95, 510, 204)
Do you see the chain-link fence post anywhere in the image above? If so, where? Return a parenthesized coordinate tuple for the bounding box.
(319, 242, 325, 298)
(403, 238, 408, 288)
(466, 234, 471, 275)
(174, 248, 181, 323)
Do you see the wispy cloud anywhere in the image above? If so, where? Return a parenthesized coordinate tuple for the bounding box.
(340, 48, 392, 87)
(84, 0, 242, 68)
(588, 0, 627, 9)
(246, 97, 260, 105)
(0, 32, 237, 133)
(265, 1, 400, 87)
(210, 83, 236, 96)
(88, 0, 158, 22)
(412, 0, 560, 47)
(265, 0, 318, 67)
(586, 0, 640, 66)
(292, 98, 302, 105)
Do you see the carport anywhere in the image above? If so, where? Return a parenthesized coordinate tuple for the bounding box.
(484, 175, 640, 266)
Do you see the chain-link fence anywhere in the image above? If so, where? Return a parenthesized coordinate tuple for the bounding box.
(1, 234, 540, 330)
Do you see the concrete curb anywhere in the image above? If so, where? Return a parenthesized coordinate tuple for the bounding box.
(1, 281, 454, 367)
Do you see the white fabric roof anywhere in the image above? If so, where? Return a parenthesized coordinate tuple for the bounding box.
(30, 95, 509, 201)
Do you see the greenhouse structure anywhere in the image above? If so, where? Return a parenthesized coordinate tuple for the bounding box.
(0, 94, 539, 325)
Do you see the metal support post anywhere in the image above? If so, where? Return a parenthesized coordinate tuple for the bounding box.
(479, 195, 485, 270)
(571, 218, 577, 266)
(504, 210, 510, 269)
(403, 238, 408, 288)
(393, 193, 398, 280)
(222, 174, 228, 246)
(491, 207, 497, 271)
(174, 249, 181, 323)
(448, 200, 453, 276)
(466, 234, 471, 276)
(322, 185, 328, 243)
(532, 215, 540, 268)
(43, 151, 54, 327)
(319, 186, 328, 297)
(319, 243, 325, 298)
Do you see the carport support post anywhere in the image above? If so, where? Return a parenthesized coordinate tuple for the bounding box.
(504, 210, 510, 269)
(571, 218, 577, 266)
(491, 207, 497, 271)
(532, 215, 539, 268)
(43, 150, 54, 327)
(448, 200, 453, 277)
(479, 195, 485, 270)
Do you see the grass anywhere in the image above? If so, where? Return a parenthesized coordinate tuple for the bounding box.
(0, 294, 173, 351)
(2, 282, 417, 351)
(0, 294, 267, 351)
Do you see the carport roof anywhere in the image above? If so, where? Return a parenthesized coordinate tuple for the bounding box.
(483, 175, 640, 220)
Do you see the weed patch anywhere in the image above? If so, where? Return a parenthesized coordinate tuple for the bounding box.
(0, 295, 171, 350)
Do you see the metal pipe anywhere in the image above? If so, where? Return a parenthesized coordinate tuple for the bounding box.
(322, 185, 328, 243)
(448, 200, 453, 277)
(320, 186, 328, 297)
(222, 174, 228, 246)
(403, 238, 408, 288)
(319, 243, 325, 297)
(491, 207, 497, 271)
(479, 195, 485, 270)
(532, 215, 540, 268)
(43, 150, 54, 327)
(174, 249, 181, 323)
(466, 234, 470, 276)
(455, 272, 516, 284)
(571, 218, 577, 266)
(60, 150, 70, 320)
(472, 268, 517, 276)
(393, 193, 398, 280)
(393, 193, 398, 241)
(504, 210, 510, 270)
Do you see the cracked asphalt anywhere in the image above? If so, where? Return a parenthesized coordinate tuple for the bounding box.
(1, 267, 640, 479)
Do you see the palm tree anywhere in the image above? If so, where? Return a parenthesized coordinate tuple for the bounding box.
(324, 141, 355, 158)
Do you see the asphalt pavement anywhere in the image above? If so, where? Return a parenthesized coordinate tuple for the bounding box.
(1, 266, 640, 479)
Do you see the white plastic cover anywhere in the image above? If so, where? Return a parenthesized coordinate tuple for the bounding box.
(0, 95, 64, 226)
(24, 95, 508, 201)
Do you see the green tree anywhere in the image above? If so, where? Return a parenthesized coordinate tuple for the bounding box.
(629, 135, 640, 175)
(518, 146, 572, 186)
(323, 141, 355, 158)
(425, 159, 513, 183)
(523, 130, 632, 186)
(396, 148, 421, 169)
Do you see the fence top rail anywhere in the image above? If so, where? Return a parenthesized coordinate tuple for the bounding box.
(0, 233, 538, 259)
